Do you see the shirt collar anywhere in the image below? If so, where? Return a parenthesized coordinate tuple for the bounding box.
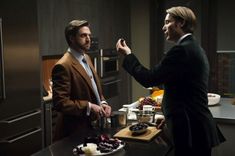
(68, 47, 84, 62)
(177, 33, 192, 44)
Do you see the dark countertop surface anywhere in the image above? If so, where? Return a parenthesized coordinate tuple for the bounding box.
(32, 125, 172, 156)
(36, 97, 234, 156)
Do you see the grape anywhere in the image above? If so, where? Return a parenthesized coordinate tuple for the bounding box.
(138, 97, 157, 110)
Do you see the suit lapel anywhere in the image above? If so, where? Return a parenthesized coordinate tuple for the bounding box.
(85, 54, 103, 96)
(66, 52, 94, 92)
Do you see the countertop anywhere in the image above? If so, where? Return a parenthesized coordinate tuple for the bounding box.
(36, 96, 235, 156)
(42, 96, 235, 122)
(209, 98, 235, 123)
(32, 126, 172, 156)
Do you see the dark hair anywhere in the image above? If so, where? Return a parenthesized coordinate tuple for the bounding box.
(65, 20, 89, 46)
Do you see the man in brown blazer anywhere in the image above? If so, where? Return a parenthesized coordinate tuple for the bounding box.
(52, 20, 111, 141)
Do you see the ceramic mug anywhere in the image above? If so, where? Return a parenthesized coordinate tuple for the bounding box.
(143, 105, 154, 113)
(110, 111, 127, 128)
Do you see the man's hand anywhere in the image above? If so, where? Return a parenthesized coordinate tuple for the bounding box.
(90, 103, 106, 117)
(155, 118, 165, 129)
(116, 38, 131, 55)
(101, 104, 111, 117)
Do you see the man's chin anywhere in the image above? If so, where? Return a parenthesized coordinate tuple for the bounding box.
(82, 46, 90, 52)
(165, 36, 170, 41)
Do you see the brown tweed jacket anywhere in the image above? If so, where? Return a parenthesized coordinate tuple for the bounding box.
(52, 52, 105, 140)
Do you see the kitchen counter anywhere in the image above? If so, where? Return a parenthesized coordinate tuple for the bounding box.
(32, 125, 172, 156)
(209, 98, 235, 156)
(35, 97, 234, 156)
(209, 98, 235, 123)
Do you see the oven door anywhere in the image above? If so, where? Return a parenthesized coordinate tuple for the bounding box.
(102, 78, 121, 99)
(87, 50, 101, 76)
(100, 56, 119, 78)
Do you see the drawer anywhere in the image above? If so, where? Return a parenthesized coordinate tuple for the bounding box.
(0, 110, 41, 140)
(0, 127, 42, 156)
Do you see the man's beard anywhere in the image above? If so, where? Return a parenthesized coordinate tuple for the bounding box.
(77, 42, 90, 52)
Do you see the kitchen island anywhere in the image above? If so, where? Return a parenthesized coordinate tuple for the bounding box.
(209, 98, 235, 156)
(32, 124, 172, 156)
(34, 98, 235, 156)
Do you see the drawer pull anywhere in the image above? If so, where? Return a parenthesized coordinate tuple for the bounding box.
(0, 128, 41, 144)
(0, 110, 41, 124)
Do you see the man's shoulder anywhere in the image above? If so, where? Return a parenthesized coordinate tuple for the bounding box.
(56, 52, 73, 64)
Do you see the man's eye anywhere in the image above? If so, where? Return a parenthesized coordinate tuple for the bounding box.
(80, 34, 86, 38)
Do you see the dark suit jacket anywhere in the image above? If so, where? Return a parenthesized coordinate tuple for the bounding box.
(123, 35, 225, 148)
(52, 52, 105, 140)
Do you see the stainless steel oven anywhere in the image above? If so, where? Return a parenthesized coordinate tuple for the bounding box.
(87, 48, 121, 110)
(100, 48, 119, 78)
(88, 48, 120, 79)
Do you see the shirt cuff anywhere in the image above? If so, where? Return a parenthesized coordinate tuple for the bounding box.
(100, 100, 108, 105)
(86, 102, 91, 116)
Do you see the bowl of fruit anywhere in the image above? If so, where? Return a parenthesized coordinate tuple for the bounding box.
(129, 122, 148, 135)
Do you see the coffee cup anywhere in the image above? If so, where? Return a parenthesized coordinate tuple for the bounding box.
(110, 111, 127, 128)
(143, 105, 154, 113)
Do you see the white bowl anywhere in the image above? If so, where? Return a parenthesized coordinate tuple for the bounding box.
(208, 93, 221, 105)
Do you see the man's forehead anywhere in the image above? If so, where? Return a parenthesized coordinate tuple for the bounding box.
(78, 26, 91, 34)
(165, 13, 174, 21)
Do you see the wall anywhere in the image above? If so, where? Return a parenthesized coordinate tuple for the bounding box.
(130, 0, 150, 101)
(217, 0, 235, 96)
(217, 0, 235, 51)
(38, 0, 131, 56)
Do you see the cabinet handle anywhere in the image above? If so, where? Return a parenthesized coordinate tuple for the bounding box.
(102, 79, 121, 86)
(0, 110, 41, 124)
(0, 18, 6, 100)
(0, 128, 41, 144)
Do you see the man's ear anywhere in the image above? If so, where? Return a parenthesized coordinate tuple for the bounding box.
(69, 36, 74, 43)
(179, 20, 185, 28)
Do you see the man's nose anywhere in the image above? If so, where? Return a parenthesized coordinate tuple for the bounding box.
(86, 36, 91, 42)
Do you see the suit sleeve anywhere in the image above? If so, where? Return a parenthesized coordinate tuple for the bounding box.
(122, 46, 188, 88)
(52, 64, 88, 116)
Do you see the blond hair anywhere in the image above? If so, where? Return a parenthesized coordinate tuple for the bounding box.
(166, 6, 196, 33)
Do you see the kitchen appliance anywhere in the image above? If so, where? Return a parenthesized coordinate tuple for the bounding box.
(0, 1, 42, 155)
(88, 48, 120, 78)
(100, 48, 119, 78)
(87, 48, 121, 110)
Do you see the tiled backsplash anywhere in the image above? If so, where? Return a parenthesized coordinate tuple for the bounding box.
(217, 53, 235, 97)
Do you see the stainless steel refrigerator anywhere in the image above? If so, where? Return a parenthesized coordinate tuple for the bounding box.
(0, 0, 42, 155)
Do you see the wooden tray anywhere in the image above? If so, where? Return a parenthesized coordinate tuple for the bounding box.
(113, 126, 161, 142)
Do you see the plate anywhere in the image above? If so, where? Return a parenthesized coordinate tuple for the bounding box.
(74, 141, 125, 156)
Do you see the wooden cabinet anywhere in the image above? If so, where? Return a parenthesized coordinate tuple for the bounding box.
(38, 0, 130, 56)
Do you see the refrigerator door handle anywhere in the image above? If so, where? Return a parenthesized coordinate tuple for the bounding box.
(0, 18, 6, 100)
(0, 110, 41, 124)
(0, 128, 41, 144)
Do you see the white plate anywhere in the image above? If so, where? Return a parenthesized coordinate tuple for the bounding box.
(75, 141, 125, 156)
